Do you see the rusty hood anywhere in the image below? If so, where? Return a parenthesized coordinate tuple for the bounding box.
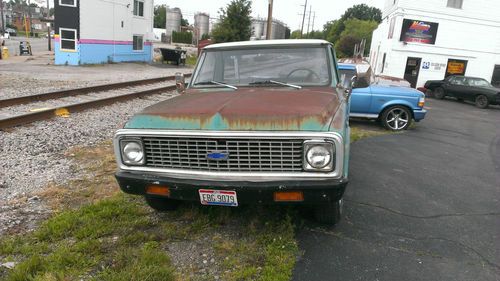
(125, 87, 341, 131)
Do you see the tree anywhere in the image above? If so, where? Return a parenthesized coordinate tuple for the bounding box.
(181, 18, 189, 26)
(154, 5, 166, 28)
(335, 19, 378, 58)
(211, 0, 252, 43)
(290, 29, 301, 39)
(325, 4, 382, 44)
(201, 33, 210, 40)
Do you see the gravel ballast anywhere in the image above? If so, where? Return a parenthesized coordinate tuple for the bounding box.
(0, 90, 178, 235)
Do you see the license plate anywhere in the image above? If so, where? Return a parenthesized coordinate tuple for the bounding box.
(199, 189, 238, 207)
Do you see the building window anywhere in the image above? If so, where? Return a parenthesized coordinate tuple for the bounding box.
(60, 28, 77, 51)
(447, 0, 463, 9)
(59, 0, 76, 7)
(133, 0, 144, 17)
(133, 35, 143, 51)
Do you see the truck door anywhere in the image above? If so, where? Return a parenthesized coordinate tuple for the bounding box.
(350, 76, 372, 114)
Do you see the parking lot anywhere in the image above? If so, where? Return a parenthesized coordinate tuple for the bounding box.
(293, 99, 500, 280)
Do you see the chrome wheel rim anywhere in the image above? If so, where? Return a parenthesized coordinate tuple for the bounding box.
(386, 108, 409, 130)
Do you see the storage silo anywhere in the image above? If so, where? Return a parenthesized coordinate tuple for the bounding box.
(251, 18, 265, 40)
(166, 7, 182, 41)
(194, 13, 210, 40)
(271, 20, 286, 39)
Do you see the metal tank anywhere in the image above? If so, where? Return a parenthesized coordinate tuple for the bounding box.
(166, 7, 182, 38)
(251, 18, 265, 40)
(194, 13, 210, 40)
(262, 19, 287, 39)
(271, 20, 286, 39)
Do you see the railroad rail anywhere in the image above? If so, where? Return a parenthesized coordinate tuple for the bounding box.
(0, 74, 191, 130)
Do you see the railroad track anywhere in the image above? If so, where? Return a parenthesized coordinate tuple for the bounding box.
(0, 74, 191, 130)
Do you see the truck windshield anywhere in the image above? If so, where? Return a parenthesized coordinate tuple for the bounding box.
(192, 47, 332, 87)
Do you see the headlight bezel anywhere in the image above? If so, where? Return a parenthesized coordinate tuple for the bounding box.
(120, 138, 145, 166)
(303, 140, 335, 172)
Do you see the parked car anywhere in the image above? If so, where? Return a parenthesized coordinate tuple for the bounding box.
(338, 63, 427, 131)
(5, 28, 17, 37)
(424, 76, 500, 109)
(113, 40, 350, 225)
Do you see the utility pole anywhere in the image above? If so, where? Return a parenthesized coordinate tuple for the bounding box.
(311, 12, 316, 36)
(28, 0, 33, 36)
(47, 0, 51, 51)
(266, 0, 273, 40)
(0, 0, 5, 32)
(299, 0, 307, 38)
(306, 5, 312, 38)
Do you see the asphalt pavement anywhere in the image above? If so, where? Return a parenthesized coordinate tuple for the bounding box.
(293, 98, 500, 280)
(3, 37, 52, 56)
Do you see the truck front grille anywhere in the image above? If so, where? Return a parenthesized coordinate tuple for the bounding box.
(142, 137, 304, 172)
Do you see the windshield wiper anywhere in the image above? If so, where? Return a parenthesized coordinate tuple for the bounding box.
(249, 80, 302, 89)
(194, 80, 238, 90)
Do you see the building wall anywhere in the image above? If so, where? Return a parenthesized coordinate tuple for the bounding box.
(54, 0, 153, 65)
(54, 0, 80, 65)
(372, 0, 500, 87)
(79, 0, 153, 64)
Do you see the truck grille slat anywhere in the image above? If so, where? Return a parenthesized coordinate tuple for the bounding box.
(142, 137, 304, 172)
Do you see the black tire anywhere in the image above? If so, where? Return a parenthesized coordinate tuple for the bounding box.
(475, 95, 489, 109)
(380, 106, 412, 131)
(145, 196, 180, 211)
(433, 87, 446, 99)
(314, 199, 343, 225)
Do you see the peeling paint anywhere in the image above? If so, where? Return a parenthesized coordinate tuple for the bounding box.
(125, 87, 343, 131)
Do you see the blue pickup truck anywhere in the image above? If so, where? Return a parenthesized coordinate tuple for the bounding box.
(339, 63, 427, 131)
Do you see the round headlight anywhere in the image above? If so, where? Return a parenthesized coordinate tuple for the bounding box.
(123, 141, 144, 164)
(306, 145, 332, 169)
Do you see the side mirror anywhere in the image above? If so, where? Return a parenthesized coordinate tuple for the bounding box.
(350, 75, 358, 89)
(175, 72, 186, 94)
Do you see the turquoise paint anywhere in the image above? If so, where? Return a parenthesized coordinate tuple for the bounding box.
(125, 114, 331, 131)
(79, 43, 152, 64)
(54, 42, 152, 65)
(54, 42, 80, 65)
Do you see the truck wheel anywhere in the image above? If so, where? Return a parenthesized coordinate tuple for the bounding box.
(380, 106, 412, 131)
(433, 87, 446, 99)
(475, 95, 489, 109)
(145, 195, 180, 211)
(314, 199, 343, 225)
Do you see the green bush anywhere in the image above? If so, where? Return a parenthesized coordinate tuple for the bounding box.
(172, 31, 192, 44)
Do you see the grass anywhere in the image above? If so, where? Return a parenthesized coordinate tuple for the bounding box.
(0, 143, 298, 281)
(350, 126, 392, 143)
(0, 125, 385, 280)
(186, 55, 198, 66)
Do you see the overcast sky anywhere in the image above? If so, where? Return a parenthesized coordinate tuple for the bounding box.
(42, 0, 385, 31)
(154, 0, 385, 31)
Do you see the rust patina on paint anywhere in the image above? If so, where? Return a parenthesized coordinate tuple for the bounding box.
(125, 87, 344, 131)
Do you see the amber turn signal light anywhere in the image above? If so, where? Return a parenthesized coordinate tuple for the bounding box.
(146, 185, 170, 197)
(274, 191, 304, 202)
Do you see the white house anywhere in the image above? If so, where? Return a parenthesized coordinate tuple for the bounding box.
(54, 0, 154, 65)
(370, 0, 500, 88)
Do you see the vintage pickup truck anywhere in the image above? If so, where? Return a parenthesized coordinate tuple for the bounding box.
(113, 39, 350, 224)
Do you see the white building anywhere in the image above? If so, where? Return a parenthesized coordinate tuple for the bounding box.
(370, 0, 500, 88)
(54, 0, 154, 65)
